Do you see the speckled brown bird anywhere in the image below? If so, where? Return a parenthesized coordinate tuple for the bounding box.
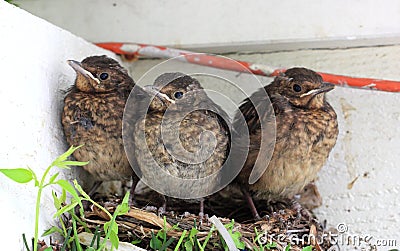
(133, 72, 230, 215)
(62, 55, 145, 198)
(233, 67, 338, 219)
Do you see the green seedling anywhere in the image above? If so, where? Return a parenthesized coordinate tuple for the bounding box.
(0, 145, 88, 251)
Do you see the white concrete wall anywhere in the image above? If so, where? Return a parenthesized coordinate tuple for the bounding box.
(123, 45, 400, 249)
(0, 2, 114, 250)
(2, 0, 400, 250)
(14, 0, 400, 52)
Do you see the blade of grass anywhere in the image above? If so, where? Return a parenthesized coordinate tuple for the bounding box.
(160, 237, 176, 251)
(60, 228, 73, 251)
(90, 226, 100, 248)
(71, 217, 82, 251)
(22, 233, 30, 251)
(201, 225, 215, 250)
(70, 212, 91, 233)
(174, 229, 187, 251)
(196, 238, 204, 251)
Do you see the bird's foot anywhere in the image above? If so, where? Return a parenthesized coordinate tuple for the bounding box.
(144, 206, 158, 212)
(198, 212, 204, 225)
(272, 210, 287, 230)
(158, 206, 166, 217)
(291, 199, 315, 225)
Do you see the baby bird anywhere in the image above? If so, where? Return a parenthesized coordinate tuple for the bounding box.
(233, 67, 338, 219)
(133, 72, 230, 215)
(62, 55, 145, 199)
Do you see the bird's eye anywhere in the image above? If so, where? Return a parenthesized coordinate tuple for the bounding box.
(293, 84, 302, 92)
(99, 72, 109, 80)
(174, 91, 184, 99)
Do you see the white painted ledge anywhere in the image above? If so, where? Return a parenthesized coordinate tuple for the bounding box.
(0, 2, 114, 250)
(14, 0, 400, 52)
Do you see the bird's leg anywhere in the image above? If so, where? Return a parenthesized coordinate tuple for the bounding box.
(158, 195, 167, 216)
(199, 198, 205, 223)
(128, 175, 140, 206)
(242, 188, 261, 220)
(88, 181, 102, 197)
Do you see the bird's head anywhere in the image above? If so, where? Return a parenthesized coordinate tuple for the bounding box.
(270, 67, 334, 109)
(144, 72, 208, 112)
(67, 55, 134, 93)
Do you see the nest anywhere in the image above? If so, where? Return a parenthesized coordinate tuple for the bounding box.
(73, 188, 336, 251)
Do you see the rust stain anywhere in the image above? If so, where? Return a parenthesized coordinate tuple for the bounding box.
(340, 97, 356, 119)
(340, 98, 357, 179)
(347, 176, 359, 190)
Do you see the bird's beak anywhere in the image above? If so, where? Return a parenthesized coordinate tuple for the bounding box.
(143, 85, 175, 104)
(300, 82, 335, 97)
(67, 60, 100, 84)
(320, 82, 335, 93)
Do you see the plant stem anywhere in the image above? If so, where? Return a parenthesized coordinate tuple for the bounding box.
(70, 213, 91, 233)
(33, 164, 53, 251)
(98, 212, 118, 250)
(84, 198, 113, 219)
(33, 185, 42, 251)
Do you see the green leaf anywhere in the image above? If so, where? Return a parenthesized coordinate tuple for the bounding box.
(115, 192, 130, 215)
(52, 191, 61, 209)
(51, 145, 88, 168)
(104, 221, 118, 235)
(150, 231, 162, 250)
(109, 230, 119, 249)
(229, 231, 245, 249)
(189, 227, 199, 240)
(285, 243, 291, 251)
(42, 226, 63, 236)
(55, 145, 81, 162)
(73, 180, 89, 198)
(43, 248, 53, 251)
(28, 167, 39, 186)
(184, 241, 193, 251)
(225, 221, 245, 250)
(302, 246, 313, 251)
(56, 180, 80, 202)
(0, 168, 33, 183)
(57, 161, 89, 168)
(224, 220, 234, 230)
(104, 221, 110, 232)
(54, 201, 79, 218)
(122, 191, 130, 205)
(48, 172, 60, 184)
(60, 188, 67, 204)
(131, 239, 142, 245)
